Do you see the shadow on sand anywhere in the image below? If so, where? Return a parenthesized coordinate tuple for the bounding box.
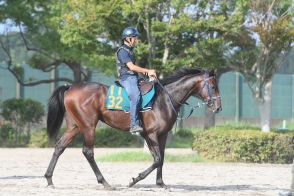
(0, 175, 44, 180)
(132, 183, 290, 193)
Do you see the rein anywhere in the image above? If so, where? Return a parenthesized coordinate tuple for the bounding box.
(155, 71, 221, 120)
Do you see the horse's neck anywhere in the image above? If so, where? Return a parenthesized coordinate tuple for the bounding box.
(164, 75, 200, 109)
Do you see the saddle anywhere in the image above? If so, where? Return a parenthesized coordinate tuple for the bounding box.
(115, 78, 153, 95)
(107, 80, 155, 112)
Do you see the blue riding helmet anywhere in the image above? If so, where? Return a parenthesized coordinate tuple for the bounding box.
(122, 27, 139, 39)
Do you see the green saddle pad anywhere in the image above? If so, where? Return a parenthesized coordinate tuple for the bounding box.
(105, 82, 155, 111)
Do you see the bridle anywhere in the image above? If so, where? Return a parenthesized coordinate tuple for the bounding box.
(201, 71, 221, 109)
(156, 70, 221, 120)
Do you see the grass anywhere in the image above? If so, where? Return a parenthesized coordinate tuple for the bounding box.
(96, 151, 205, 162)
(274, 120, 294, 131)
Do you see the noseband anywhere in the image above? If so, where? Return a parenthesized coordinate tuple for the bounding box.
(202, 72, 221, 108)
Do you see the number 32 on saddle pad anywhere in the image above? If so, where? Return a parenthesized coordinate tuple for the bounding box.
(105, 82, 155, 112)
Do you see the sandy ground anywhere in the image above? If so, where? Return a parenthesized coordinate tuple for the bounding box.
(0, 148, 292, 196)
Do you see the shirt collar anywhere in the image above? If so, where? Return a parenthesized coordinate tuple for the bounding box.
(122, 44, 133, 50)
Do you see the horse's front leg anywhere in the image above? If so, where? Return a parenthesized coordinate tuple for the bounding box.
(129, 133, 162, 187)
(82, 129, 112, 190)
(156, 132, 168, 188)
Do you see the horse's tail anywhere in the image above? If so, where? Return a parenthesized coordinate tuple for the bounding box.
(47, 85, 71, 139)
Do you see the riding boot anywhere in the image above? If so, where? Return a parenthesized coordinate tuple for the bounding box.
(130, 124, 143, 134)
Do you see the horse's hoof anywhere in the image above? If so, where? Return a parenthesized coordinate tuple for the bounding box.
(46, 184, 55, 189)
(102, 182, 113, 190)
(128, 178, 136, 187)
(156, 182, 168, 189)
(104, 185, 114, 190)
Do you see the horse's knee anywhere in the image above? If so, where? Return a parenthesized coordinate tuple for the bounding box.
(82, 147, 94, 158)
(154, 156, 163, 168)
(53, 142, 66, 156)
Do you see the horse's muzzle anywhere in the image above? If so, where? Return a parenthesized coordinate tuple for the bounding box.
(213, 106, 222, 113)
(211, 96, 222, 113)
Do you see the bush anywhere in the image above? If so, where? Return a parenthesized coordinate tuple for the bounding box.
(174, 128, 195, 138)
(95, 128, 143, 147)
(69, 128, 143, 147)
(28, 129, 49, 147)
(192, 129, 294, 163)
(29, 128, 193, 148)
(27, 128, 143, 148)
(1, 98, 44, 145)
(166, 129, 196, 148)
(0, 124, 15, 146)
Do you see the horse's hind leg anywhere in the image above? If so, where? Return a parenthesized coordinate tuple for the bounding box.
(82, 129, 112, 189)
(44, 118, 78, 187)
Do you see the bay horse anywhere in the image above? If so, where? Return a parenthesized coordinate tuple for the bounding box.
(44, 67, 222, 189)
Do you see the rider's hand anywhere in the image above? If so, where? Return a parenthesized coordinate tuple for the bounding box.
(147, 69, 157, 78)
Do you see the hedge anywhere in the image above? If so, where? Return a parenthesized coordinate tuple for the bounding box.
(27, 128, 143, 148)
(71, 128, 143, 147)
(192, 129, 294, 163)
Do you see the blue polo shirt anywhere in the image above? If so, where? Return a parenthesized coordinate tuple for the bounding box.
(117, 45, 134, 64)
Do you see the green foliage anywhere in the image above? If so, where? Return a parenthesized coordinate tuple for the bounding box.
(12, 127, 196, 148)
(1, 0, 244, 76)
(288, 121, 294, 131)
(193, 129, 294, 163)
(166, 128, 196, 148)
(0, 123, 15, 146)
(70, 127, 143, 147)
(97, 151, 152, 162)
(209, 121, 260, 131)
(94, 128, 142, 147)
(1, 98, 44, 125)
(28, 129, 49, 148)
(174, 128, 195, 138)
(0, 98, 44, 145)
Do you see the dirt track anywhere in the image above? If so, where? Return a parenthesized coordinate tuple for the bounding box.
(0, 148, 292, 196)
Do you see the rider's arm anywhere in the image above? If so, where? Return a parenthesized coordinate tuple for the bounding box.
(118, 49, 156, 77)
(126, 62, 148, 75)
(126, 62, 156, 77)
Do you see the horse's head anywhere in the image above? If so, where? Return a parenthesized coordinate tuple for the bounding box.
(194, 70, 222, 113)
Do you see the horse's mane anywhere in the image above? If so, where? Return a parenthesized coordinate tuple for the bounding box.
(160, 67, 204, 85)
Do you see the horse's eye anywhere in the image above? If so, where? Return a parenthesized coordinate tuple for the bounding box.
(211, 85, 216, 90)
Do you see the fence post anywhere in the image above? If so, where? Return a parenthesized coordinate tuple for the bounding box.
(50, 67, 56, 93)
(15, 66, 24, 99)
(235, 72, 241, 122)
(292, 74, 294, 120)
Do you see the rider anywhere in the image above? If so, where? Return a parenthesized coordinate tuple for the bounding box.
(116, 27, 156, 134)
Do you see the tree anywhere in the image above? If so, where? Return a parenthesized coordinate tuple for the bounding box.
(58, 0, 243, 71)
(1, 98, 44, 144)
(1, 0, 242, 81)
(0, 0, 111, 85)
(2, 0, 290, 131)
(226, 0, 293, 131)
(3, 0, 236, 129)
(56, 0, 246, 128)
